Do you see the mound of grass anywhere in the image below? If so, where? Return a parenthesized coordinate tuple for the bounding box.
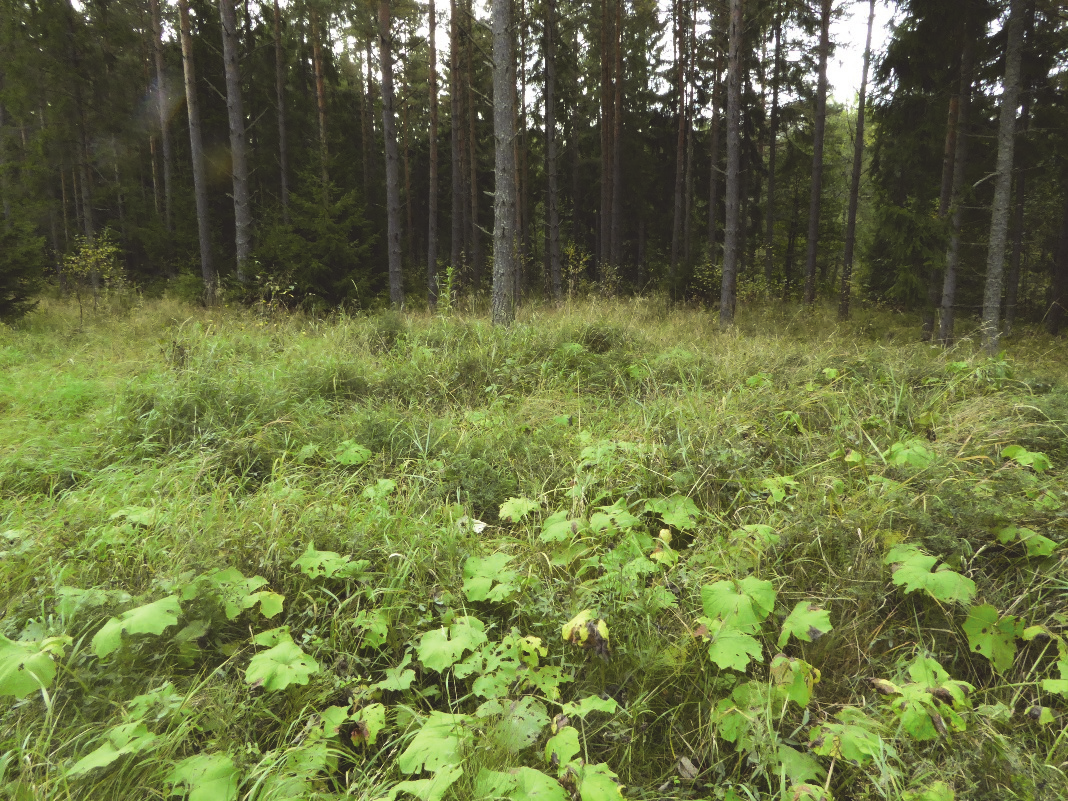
(0, 297, 1066, 801)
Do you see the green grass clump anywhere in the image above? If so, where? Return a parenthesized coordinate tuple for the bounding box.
(1, 296, 1066, 801)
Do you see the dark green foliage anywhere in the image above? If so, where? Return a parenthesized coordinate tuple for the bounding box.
(0, 222, 44, 321)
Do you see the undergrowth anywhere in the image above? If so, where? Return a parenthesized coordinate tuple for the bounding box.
(1, 295, 1066, 801)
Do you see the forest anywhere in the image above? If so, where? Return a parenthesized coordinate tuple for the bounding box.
(0, 0, 1066, 342)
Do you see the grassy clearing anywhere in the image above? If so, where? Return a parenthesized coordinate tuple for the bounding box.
(1, 295, 1067, 801)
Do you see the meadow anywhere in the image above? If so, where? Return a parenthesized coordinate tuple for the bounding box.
(1, 294, 1066, 801)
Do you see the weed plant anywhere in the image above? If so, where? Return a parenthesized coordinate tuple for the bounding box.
(0, 295, 1066, 801)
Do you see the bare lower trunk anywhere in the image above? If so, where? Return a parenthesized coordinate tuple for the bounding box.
(179, 0, 216, 303)
(379, 0, 404, 306)
(1046, 193, 1068, 336)
(609, 0, 623, 270)
(981, 0, 1026, 354)
(838, 0, 874, 321)
(311, 9, 329, 203)
(449, 0, 463, 273)
(599, 0, 614, 276)
(719, 0, 742, 327)
(669, 0, 685, 289)
(220, 0, 250, 283)
(466, 0, 480, 283)
(428, 0, 440, 305)
(764, 6, 781, 284)
(707, 71, 719, 262)
(149, 0, 173, 231)
(273, 0, 290, 222)
(491, 0, 516, 326)
(803, 0, 831, 305)
(545, 0, 562, 299)
(1005, 96, 1030, 336)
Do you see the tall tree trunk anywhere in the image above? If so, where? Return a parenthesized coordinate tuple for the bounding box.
(838, 0, 874, 321)
(220, 0, 250, 283)
(491, 0, 516, 325)
(610, 0, 624, 270)
(803, 0, 831, 305)
(599, 0, 614, 275)
(428, 0, 440, 305)
(403, 90, 414, 264)
(764, 3, 781, 284)
(938, 36, 975, 345)
(669, 0, 686, 290)
(545, 0, 562, 300)
(149, 0, 173, 231)
(981, 0, 1026, 354)
(179, 0, 216, 303)
(707, 69, 720, 261)
(311, 9, 329, 203)
(450, 0, 463, 273)
(466, 0, 480, 283)
(363, 37, 375, 192)
(0, 95, 9, 227)
(273, 0, 290, 222)
(719, 0, 743, 326)
(379, 0, 404, 306)
(1047, 192, 1068, 336)
(1005, 95, 1030, 337)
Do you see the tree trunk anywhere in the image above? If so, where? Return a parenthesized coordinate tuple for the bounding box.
(428, 0, 440, 305)
(838, 0, 874, 321)
(803, 0, 831, 305)
(379, 0, 404, 306)
(599, 0, 614, 277)
(491, 0, 516, 326)
(764, 3, 781, 284)
(545, 0, 562, 300)
(450, 0, 463, 273)
(149, 0, 173, 231)
(610, 0, 623, 270)
(1004, 95, 1030, 336)
(311, 9, 329, 203)
(981, 0, 1026, 355)
(707, 69, 720, 262)
(0, 96, 9, 227)
(179, 0, 216, 303)
(220, 0, 250, 283)
(273, 0, 290, 222)
(466, 0, 480, 283)
(719, 0, 742, 327)
(938, 36, 975, 345)
(669, 0, 685, 290)
(363, 37, 375, 193)
(1047, 192, 1068, 336)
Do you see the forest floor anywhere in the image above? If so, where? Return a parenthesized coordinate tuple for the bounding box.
(1, 294, 1067, 801)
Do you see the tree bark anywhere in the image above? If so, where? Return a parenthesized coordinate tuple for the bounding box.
(610, 0, 624, 270)
(803, 0, 831, 305)
(379, 0, 404, 306)
(428, 0, 440, 305)
(545, 0, 562, 300)
(599, 0, 614, 276)
(764, 2, 781, 284)
(1004, 96, 1029, 337)
(669, 0, 686, 290)
(491, 0, 516, 326)
(707, 69, 720, 262)
(179, 0, 216, 303)
(363, 37, 375, 192)
(719, 0, 743, 327)
(311, 9, 329, 203)
(981, 0, 1026, 354)
(1047, 192, 1068, 336)
(149, 0, 173, 231)
(449, 0, 463, 273)
(273, 0, 290, 222)
(938, 36, 975, 345)
(838, 0, 874, 321)
(220, 0, 250, 283)
(466, 0, 480, 283)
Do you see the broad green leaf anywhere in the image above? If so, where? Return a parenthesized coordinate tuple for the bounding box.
(388, 765, 464, 801)
(885, 547, 975, 605)
(571, 762, 622, 801)
(245, 631, 321, 691)
(499, 497, 540, 523)
(545, 727, 581, 768)
(761, 475, 798, 504)
(334, 440, 371, 466)
(463, 553, 518, 602)
(1026, 705, 1055, 725)
(903, 780, 955, 801)
(351, 703, 387, 746)
(561, 612, 610, 657)
(110, 506, 161, 526)
(789, 784, 832, 801)
(540, 511, 586, 543)
(588, 499, 642, 533)
(92, 596, 182, 658)
(485, 696, 549, 753)
(777, 602, 833, 648)
(375, 653, 416, 691)
(700, 578, 776, 631)
(1002, 445, 1051, 473)
(883, 440, 935, 468)
(417, 617, 488, 672)
(963, 604, 1021, 673)
(165, 753, 240, 801)
(68, 723, 158, 776)
(292, 543, 370, 579)
(770, 654, 820, 707)
(561, 695, 619, 719)
(0, 634, 70, 699)
(776, 745, 824, 784)
(476, 767, 568, 801)
(643, 495, 701, 530)
(995, 526, 1057, 557)
(809, 709, 885, 766)
(706, 624, 763, 672)
(397, 712, 471, 774)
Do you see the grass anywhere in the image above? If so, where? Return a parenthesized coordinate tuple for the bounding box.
(1, 293, 1066, 801)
